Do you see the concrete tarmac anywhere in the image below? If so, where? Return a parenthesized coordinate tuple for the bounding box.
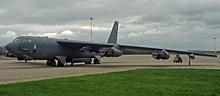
(0, 55, 219, 85)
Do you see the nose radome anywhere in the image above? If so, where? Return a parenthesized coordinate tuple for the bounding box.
(6, 42, 18, 52)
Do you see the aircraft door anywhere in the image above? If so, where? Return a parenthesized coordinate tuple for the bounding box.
(33, 44, 37, 53)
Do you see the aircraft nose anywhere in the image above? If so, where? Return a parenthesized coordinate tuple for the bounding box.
(6, 42, 18, 52)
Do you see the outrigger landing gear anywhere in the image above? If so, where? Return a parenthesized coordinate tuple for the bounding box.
(188, 54, 195, 66)
(188, 56, 191, 66)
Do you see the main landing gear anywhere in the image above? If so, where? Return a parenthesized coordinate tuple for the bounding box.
(93, 58, 100, 64)
(46, 59, 56, 67)
(84, 58, 100, 64)
(46, 59, 66, 67)
(46, 58, 101, 67)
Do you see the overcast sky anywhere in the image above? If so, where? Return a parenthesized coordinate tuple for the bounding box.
(0, 0, 219, 51)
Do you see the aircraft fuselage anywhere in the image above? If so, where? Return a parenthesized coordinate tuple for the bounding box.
(6, 36, 97, 61)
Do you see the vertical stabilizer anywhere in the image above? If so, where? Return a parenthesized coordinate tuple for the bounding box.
(107, 21, 119, 44)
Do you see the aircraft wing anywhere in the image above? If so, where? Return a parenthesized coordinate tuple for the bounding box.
(119, 44, 217, 57)
(57, 40, 217, 57)
(57, 40, 115, 51)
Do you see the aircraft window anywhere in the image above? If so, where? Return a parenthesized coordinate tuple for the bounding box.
(13, 37, 31, 42)
(13, 38, 20, 42)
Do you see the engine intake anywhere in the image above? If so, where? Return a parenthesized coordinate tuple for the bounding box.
(106, 49, 114, 57)
(152, 50, 170, 60)
(80, 46, 92, 52)
(100, 49, 106, 56)
(99, 47, 123, 57)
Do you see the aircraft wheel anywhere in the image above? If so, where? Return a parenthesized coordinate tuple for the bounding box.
(58, 60, 62, 66)
(51, 60, 57, 67)
(46, 60, 51, 66)
(63, 63, 67, 67)
(85, 62, 91, 64)
(58, 60, 67, 67)
(71, 62, 74, 66)
(93, 59, 100, 64)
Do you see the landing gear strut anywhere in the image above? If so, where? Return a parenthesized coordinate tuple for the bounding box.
(188, 56, 191, 66)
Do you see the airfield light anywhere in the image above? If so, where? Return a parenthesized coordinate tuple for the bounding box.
(90, 18, 93, 42)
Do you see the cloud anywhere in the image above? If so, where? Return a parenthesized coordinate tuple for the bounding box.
(25, 30, 78, 39)
(60, 30, 76, 37)
(0, 31, 18, 45)
(127, 29, 163, 38)
(1, 31, 17, 38)
(0, 0, 220, 50)
(0, 9, 6, 15)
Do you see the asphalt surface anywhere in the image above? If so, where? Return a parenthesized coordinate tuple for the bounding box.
(0, 55, 219, 85)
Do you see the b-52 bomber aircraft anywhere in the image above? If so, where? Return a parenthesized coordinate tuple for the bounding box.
(6, 21, 217, 67)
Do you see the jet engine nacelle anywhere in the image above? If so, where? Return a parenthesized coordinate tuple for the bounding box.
(80, 46, 92, 52)
(189, 54, 195, 59)
(152, 50, 170, 60)
(100, 47, 123, 57)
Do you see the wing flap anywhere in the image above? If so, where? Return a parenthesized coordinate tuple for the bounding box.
(57, 40, 217, 58)
(119, 44, 217, 57)
(57, 40, 114, 51)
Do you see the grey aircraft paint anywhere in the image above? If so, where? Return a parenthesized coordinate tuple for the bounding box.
(5, 21, 217, 67)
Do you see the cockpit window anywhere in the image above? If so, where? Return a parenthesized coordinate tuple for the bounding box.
(13, 37, 32, 42)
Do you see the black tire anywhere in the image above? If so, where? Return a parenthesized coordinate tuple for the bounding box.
(94, 59, 100, 64)
(58, 60, 62, 66)
(46, 60, 51, 66)
(71, 62, 74, 66)
(85, 62, 91, 64)
(51, 60, 56, 67)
